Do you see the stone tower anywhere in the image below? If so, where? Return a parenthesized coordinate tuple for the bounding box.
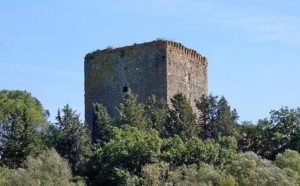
(84, 40, 208, 131)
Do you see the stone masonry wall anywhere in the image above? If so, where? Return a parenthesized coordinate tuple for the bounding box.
(166, 41, 208, 113)
(84, 41, 167, 131)
(84, 40, 208, 131)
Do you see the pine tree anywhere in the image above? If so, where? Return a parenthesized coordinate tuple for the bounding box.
(196, 95, 218, 139)
(116, 89, 147, 129)
(55, 105, 91, 175)
(144, 95, 168, 133)
(216, 97, 238, 137)
(196, 95, 238, 140)
(163, 94, 197, 138)
(92, 103, 112, 145)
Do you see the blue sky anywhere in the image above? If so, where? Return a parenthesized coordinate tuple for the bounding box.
(1, 0, 300, 122)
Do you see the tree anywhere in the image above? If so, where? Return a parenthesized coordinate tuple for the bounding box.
(196, 95, 238, 140)
(116, 89, 148, 129)
(275, 149, 300, 178)
(144, 95, 168, 133)
(12, 149, 79, 186)
(0, 90, 46, 168)
(55, 105, 91, 175)
(139, 162, 236, 186)
(91, 103, 112, 145)
(226, 152, 297, 186)
(163, 94, 197, 138)
(239, 107, 300, 160)
(161, 135, 186, 166)
(196, 94, 218, 139)
(216, 97, 238, 137)
(184, 137, 219, 166)
(87, 125, 162, 185)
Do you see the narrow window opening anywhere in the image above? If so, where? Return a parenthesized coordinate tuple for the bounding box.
(123, 86, 128, 93)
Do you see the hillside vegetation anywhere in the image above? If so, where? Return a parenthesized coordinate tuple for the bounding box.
(1, 89, 300, 185)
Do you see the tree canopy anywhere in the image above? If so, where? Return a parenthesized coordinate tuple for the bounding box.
(1, 89, 300, 185)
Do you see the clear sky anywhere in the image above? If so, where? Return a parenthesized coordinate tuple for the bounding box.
(1, 0, 300, 122)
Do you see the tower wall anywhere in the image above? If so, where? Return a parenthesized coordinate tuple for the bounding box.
(166, 41, 208, 111)
(84, 40, 208, 131)
(84, 41, 167, 130)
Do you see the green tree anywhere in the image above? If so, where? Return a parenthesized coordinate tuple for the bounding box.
(55, 105, 91, 175)
(196, 94, 219, 139)
(12, 149, 78, 186)
(275, 149, 300, 180)
(163, 94, 197, 138)
(196, 95, 238, 140)
(216, 97, 238, 136)
(140, 162, 236, 186)
(240, 107, 300, 160)
(184, 137, 219, 165)
(227, 152, 297, 186)
(87, 125, 162, 185)
(161, 135, 186, 165)
(116, 90, 148, 129)
(0, 90, 46, 168)
(91, 103, 112, 145)
(161, 135, 237, 168)
(144, 95, 168, 133)
(217, 136, 238, 167)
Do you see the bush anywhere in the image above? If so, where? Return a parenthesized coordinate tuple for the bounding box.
(0, 167, 12, 186)
(12, 149, 76, 186)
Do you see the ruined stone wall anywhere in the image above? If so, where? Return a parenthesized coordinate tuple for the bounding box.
(84, 40, 208, 131)
(166, 41, 208, 113)
(84, 41, 167, 130)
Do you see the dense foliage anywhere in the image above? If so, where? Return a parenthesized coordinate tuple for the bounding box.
(1, 89, 300, 185)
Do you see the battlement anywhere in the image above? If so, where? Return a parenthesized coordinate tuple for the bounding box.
(85, 40, 207, 67)
(165, 40, 207, 66)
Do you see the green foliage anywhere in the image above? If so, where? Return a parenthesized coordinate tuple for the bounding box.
(3, 89, 300, 185)
(42, 124, 60, 148)
(0, 166, 12, 186)
(238, 107, 300, 160)
(226, 152, 298, 186)
(87, 125, 162, 185)
(161, 135, 238, 167)
(144, 95, 168, 133)
(12, 149, 77, 186)
(217, 136, 238, 167)
(275, 149, 300, 179)
(185, 137, 219, 165)
(196, 95, 238, 140)
(164, 93, 197, 138)
(139, 162, 237, 186)
(116, 89, 148, 129)
(0, 90, 45, 124)
(161, 135, 186, 165)
(0, 90, 46, 168)
(139, 162, 169, 185)
(55, 105, 91, 175)
(91, 103, 112, 145)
